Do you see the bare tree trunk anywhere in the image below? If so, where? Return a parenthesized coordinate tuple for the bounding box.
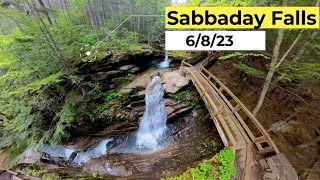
(101, 0, 107, 25)
(46, 0, 59, 27)
(94, 0, 102, 27)
(57, 0, 68, 22)
(86, 0, 100, 41)
(129, 0, 133, 31)
(33, 6, 70, 70)
(37, 0, 53, 25)
(68, 0, 81, 25)
(253, 29, 285, 116)
(63, 0, 73, 23)
(252, 0, 288, 116)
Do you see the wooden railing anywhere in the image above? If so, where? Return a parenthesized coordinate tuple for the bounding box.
(181, 60, 279, 155)
(180, 61, 234, 147)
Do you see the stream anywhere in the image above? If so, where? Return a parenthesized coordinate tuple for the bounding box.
(18, 55, 222, 179)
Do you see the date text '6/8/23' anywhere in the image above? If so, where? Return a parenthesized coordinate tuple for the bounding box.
(165, 31, 266, 51)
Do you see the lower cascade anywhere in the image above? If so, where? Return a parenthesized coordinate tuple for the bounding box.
(26, 72, 172, 166)
(136, 73, 168, 149)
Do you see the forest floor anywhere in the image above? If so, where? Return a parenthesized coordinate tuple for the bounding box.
(208, 58, 320, 180)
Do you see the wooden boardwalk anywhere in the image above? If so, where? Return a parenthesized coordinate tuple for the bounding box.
(180, 60, 298, 180)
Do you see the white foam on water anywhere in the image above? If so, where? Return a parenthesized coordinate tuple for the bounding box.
(135, 75, 168, 149)
(72, 138, 113, 165)
(159, 50, 170, 68)
(43, 145, 75, 160)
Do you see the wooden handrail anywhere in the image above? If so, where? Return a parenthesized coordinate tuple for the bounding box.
(180, 61, 279, 154)
(199, 66, 279, 153)
(181, 65, 238, 147)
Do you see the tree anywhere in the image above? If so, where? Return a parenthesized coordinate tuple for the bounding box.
(252, 0, 319, 115)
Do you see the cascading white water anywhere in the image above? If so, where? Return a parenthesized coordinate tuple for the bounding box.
(72, 138, 113, 165)
(135, 74, 168, 149)
(24, 73, 172, 166)
(159, 50, 170, 68)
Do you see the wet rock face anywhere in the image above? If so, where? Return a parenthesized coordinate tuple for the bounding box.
(76, 47, 163, 91)
(84, 156, 136, 177)
(19, 149, 42, 165)
(122, 70, 190, 94)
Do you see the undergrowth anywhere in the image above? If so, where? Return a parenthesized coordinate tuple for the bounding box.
(218, 52, 270, 61)
(162, 148, 236, 180)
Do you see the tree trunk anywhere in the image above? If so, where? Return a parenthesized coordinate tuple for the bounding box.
(252, 0, 288, 116)
(57, 0, 68, 22)
(63, 0, 73, 23)
(46, 0, 60, 27)
(68, 0, 81, 25)
(94, 0, 102, 27)
(33, 6, 70, 71)
(253, 29, 285, 116)
(37, 0, 53, 25)
(101, 0, 107, 25)
(86, 0, 100, 41)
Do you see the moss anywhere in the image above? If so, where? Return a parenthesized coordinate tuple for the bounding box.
(25, 167, 44, 177)
(168, 88, 200, 108)
(162, 148, 236, 180)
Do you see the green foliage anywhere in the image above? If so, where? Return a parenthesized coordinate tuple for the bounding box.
(25, 167, 44, 177)
(216, 149, 236, 180)
(218, 52, 270, 61)
(162, 148, 235, 180)
(187, 0, 253, 6)
(234, 63, 266, 78)
(190, 163, 214, 180)
(168, 91, 189, 102)
(278, 62, 320, 83)
(92, 171, 98, 178)
(212, 141, 217, 151)
(105, 92, 126, 102)
(168, 89, 200, 108)
(86, 91, 128, 121)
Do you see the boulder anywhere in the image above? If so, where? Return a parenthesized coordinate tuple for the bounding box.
(268, 121, 293, 133)
(161, 70, 189, 93)
(18, 149, 42, 164)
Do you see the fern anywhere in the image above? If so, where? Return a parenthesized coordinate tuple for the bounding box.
(234, 63, 265, 78)
(218, 52, 270, 61)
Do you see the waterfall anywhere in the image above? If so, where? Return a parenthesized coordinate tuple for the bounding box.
(135, 74, 168, 149)
(159, 50, 170, 68)
(72, 138, 113, 165)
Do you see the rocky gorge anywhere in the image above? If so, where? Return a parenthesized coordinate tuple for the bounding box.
(0, 47, 222, 179)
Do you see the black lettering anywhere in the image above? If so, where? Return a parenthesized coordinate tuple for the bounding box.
(307, 14, 317, 25)
(272, 11, 283, 25)
(205, 10, 216, 25)
(243, 14, 253, 25)
(302, 10, 306, 25)
(296, 10, 300, 25)
(167, 11, 178, 25)
(218, 14, 228, 25)
(254, 14, 265, 29)
(180, 14, 189, 25)
(284, 14, 294, 25)
(230, 10, 241, 25)
(192, 10, 203, 25)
